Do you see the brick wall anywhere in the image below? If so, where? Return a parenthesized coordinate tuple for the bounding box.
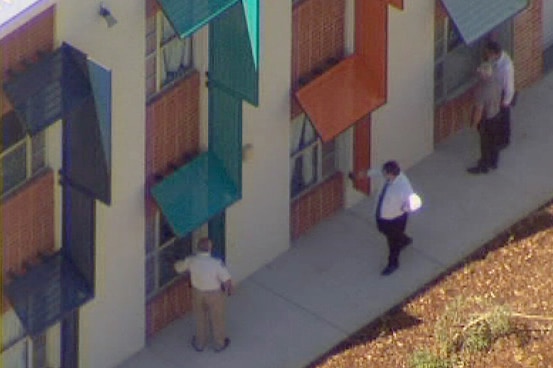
(513, 0, 543, 89)
(146, 278, 192, 337)
(1, 6, 55, 116)
(290, 172, 344, 240)
(291, 0, 345, 118)
(434, 89, 475, 144)
(434, 1, 544, 145)
(145, 71, 201, 337)
(2, 170, 56, 312)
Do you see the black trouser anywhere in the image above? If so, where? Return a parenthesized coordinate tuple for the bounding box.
(377, 213, 409, 267)
(478, 114, 501, 169)
(497, 106, 511, 147)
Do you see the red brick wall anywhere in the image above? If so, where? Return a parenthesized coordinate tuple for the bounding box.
(146, 278, 192, 337)
(513, 0, 543, 89)
(1, 6, 55, 116)
(2, 170, 56, 312)
(290, 172, 344, 240)
(434, 89, 475, 144)
(291, 0, 345, 118)
(1, 6, 56, 314)
(434, 1, 544, 145)
(145, 72, 201, 337)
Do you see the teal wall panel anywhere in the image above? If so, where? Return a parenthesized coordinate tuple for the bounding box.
(209, 2, 259, 106)
(242, 0, 259, 69)
(208, 87, 243, 194)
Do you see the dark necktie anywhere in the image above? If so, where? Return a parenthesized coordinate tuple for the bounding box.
(376, 182, 389, 219)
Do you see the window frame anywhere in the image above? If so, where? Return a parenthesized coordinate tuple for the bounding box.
(2, 308, 47, 368)
(1, 124, 46, 198)
(290, 114, 337, 200)
(434, 17, 481, 105)
(145, 211, 198, 300)
(146, 10, 194, 101)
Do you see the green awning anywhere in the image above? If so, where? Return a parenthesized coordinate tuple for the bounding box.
(441, 0, 528, 44)
(151, 151, 240, 237)
(157, 0, 239, 38)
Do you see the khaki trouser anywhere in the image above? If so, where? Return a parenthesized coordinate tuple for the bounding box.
(192, 288, 226, 349)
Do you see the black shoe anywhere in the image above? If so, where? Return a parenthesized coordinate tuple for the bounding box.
(467, 165, 488, 174)
(191, 336, 204, 352)
(214, 338, 230, 352)
(381, 263, 398, 276)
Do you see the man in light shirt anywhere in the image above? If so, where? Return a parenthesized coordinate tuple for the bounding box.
(352, 161, 421, 276)
(175, 237, 233, 352)
(484, 40, 515, 149)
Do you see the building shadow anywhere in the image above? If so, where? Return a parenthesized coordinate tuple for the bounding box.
(305, 307, 422, 368)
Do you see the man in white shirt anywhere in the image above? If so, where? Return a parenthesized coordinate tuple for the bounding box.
(175, 238, 233, 352)
(484, 40, 515, 149)
(352, 161, 421, 276)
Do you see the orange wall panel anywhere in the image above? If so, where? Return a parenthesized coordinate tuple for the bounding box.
(354, 116, 371, 194)
(355, 0, 388, 102)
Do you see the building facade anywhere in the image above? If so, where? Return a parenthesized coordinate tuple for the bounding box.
(0, 1, 547, 368)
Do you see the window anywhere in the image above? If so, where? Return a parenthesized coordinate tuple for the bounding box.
(145, 212, 195, 299)
(1, 112, 46, 197)
(290, 114, 337, 199)
(146, 11, 193, 99)
(434, 16, 513, 105)
(2, 309, 46, 368)
(434, 17, 481, 105)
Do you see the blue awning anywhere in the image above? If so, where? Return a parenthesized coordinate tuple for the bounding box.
(441, 0, 528, 44)
(3, 44, 92, 135)
(157, 0, 239, 38)
(151, 151, 240, 237)
(3, 43, 113, 205)
(5, 252, 93, 336)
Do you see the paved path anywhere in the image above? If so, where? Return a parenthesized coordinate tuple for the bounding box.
(115, 72, 553, 368)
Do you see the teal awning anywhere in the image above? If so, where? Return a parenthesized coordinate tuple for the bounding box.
(441, 0, 528, 44)
(157, 0, 239, 38)
(151, 151, 240, 237)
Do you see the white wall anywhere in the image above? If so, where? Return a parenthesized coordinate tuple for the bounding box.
(56, 1, 146, 368)
(370, 1, 434, 172)
(226, 1, 292, 283)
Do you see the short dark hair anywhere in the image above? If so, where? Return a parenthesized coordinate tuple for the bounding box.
(382, 160, 401, 176)
(485, 40, 502, 55)
(197, 237, 212, 252)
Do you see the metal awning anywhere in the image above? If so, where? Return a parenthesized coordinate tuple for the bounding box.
(151, 151, 240, 237)
(441, 0, 528, 44)
(5, 252, 93, 336)
(3, 43, 112, 205)
(295, 55, 386, 143)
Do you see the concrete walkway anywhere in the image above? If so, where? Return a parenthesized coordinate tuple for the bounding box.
(115, 72, 553, 368)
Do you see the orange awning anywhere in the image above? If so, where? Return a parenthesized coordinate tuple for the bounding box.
(295, 55, 385, 143)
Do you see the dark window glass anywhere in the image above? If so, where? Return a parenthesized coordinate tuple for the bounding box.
(1, 111, 26, 149)
(1, 144, 27, 194)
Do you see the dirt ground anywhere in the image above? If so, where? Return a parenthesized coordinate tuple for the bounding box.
(307, 200, 553, 368)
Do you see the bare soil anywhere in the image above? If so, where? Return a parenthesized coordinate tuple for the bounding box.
(307, 200, 553, 368)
